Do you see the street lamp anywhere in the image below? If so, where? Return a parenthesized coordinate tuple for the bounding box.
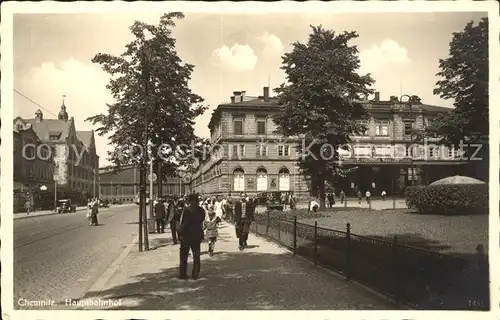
(400, 94, 419, 186)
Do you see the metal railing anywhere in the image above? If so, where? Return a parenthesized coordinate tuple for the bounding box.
(247, 211, 489, 310)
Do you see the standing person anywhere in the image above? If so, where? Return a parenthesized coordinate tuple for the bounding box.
(365, 190, 371, 204)
(25, 200, 31, 215)
(167, 197, 179, 244)
(234, 196, 255, 250)
(327, 192, 335, 208)
(381, 190, 387, 201)
(340, 190, 346, 204)
(357, 190, 362, 204)
(226, 193, 234, 223)
(90, 198, 99, 226)
(203, 210, 222, 256)
(154, 197, 166, 233)
(214, 196, 224, 220)
(86, 198, 93, 225)
(221, 195, 228, 220)
(178, 193, 205, 280)
(288, 193, 296, 210)
(281, 193, 287, 210)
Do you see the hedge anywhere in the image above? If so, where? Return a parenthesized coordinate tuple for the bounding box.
(405, 184, 488, 215)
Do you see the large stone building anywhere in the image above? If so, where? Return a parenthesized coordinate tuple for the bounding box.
(99, 165, 189, 203)
(13, 126, 55, 211)
(13, 101, 100, 204)
(191, 87, 467, 198)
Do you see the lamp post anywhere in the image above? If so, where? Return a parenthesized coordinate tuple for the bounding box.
(400, 94, 416, 186)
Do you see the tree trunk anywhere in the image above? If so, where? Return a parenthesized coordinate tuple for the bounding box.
(157, 161, 162, 197)
(319, 177, 326, 210)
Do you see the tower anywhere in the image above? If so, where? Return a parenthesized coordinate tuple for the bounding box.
(58, 95, 69, 121)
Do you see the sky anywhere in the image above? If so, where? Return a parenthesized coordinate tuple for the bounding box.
(12, 11, 487, 166)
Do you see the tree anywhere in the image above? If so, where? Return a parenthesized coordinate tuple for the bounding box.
(87, 13, 207, 182)
(426, 17, 488, 180)
(274, 26, 375, 209)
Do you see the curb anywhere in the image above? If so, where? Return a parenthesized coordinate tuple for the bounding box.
(14, 207, 87, 220)
(86, 235, 139, 294)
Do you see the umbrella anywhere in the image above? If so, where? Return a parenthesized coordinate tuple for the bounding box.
(429, 175, 485, 186)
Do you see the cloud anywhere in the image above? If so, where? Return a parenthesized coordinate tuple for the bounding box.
(358, 39, 410, 74)
(211, 44, 258, 72)
(258, 32, 284, 57)
(21, 58, 114, 165)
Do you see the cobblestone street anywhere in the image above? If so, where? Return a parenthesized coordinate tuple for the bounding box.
(80, 221, 400, 310)
(14, 204, 138, 309)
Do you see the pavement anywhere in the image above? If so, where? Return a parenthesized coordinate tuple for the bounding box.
(78, 220, 400, 310)
(14, 206, 87, 219)
(13, 203, 139, 310)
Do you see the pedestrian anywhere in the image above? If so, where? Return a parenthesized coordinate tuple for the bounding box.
(86, 198, 92, 224)
(357, 190, 362, 204)
(203, 209, 222, 256)
(381, 190, 387, 201)
(214, 195, 224, 220)
(90, 198, 99, 226)
(233, 195, 255, 250)
(365, 190, 371, 204)
(25, 200, 31, 215)
(178, 193, 205, 280)
(167, 197, 179, 244)
(327, 192, 335, 208)
(340, 190, 346, 204)
(154, 197, 166, 233)
(289, 192, 296, 210)
(221, 195, 228, 220)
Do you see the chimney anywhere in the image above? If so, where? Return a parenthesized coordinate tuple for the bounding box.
(374, 92, 380, 102)
(230, 96, 235, 103)
(35, 109, 43, 123)
(241, 91, 246, 102)
(233, 91, 241, 103)
(263, 86, 270, 102)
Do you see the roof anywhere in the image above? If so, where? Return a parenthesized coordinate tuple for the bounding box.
(77, 130, 94, 149)
(24, 118, 71, 142)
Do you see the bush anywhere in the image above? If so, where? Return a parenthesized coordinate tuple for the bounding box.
(405, 184, 488, 215)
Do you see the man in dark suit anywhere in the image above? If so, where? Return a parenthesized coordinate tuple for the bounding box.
(178, 193, 205, 280)
(154, 197, 166, 233)
(233, 195, 255, 250)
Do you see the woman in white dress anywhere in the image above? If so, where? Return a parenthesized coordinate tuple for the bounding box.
(214, 196, 224, 220)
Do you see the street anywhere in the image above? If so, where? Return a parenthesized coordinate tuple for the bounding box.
(14, 203, 139, 310)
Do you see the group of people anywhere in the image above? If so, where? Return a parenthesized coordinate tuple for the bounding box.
(151, 192, 257, 280)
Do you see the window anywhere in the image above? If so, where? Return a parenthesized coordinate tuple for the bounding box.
(448, 147, 454, 158)
(238, 145, 245, 157)
(375, 120, 389, 136)
(256, 168, 268, 191)
(278, 145, 290, 156)
(428, 146, 434, 158)
(233, 118, 243, 135)
(279, 168, 290, 191)
(404, 119, 414, 136)
(256, 144, 268, 157)
(257, 118, 266, 135)
(355, 120, 369, 136)
(233, 169, 245, 192)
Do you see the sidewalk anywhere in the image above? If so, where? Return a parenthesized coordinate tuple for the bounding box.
(14, 207, 87, 219)
(80, 221, 400, 310)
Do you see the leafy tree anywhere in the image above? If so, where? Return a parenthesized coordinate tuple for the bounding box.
(87, 13, 206, 182)
(274, 26, 375, 208)
(426, 17, 488, 180)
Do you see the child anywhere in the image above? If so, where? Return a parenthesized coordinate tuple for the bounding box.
(381, 190, 387, 201)
(203, 210, 222, 256)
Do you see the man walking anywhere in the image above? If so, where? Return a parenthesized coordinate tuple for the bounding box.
(178, 193, 205, 280)
(167, 197, 179, 244)
(154, 197, 166, 233)
(234, 195, 255, 250)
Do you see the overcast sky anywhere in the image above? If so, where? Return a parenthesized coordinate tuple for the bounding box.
(12, 10, 487, 166)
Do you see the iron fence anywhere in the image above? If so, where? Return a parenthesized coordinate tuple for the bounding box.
(247, 211, 489, 310)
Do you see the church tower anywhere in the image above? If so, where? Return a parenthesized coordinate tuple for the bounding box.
(58, 96, 69, 121)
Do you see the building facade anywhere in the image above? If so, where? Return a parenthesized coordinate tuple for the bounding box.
(13, 102, 100, 205)
(191, 88, 466, 198)
(99, 165, 188, 203)
(13, 126, 55, 211)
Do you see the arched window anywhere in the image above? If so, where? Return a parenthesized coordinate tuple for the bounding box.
(256, 168, 268, 191)
(233, 168, 245, 192)
(279, 168, 290, 191)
